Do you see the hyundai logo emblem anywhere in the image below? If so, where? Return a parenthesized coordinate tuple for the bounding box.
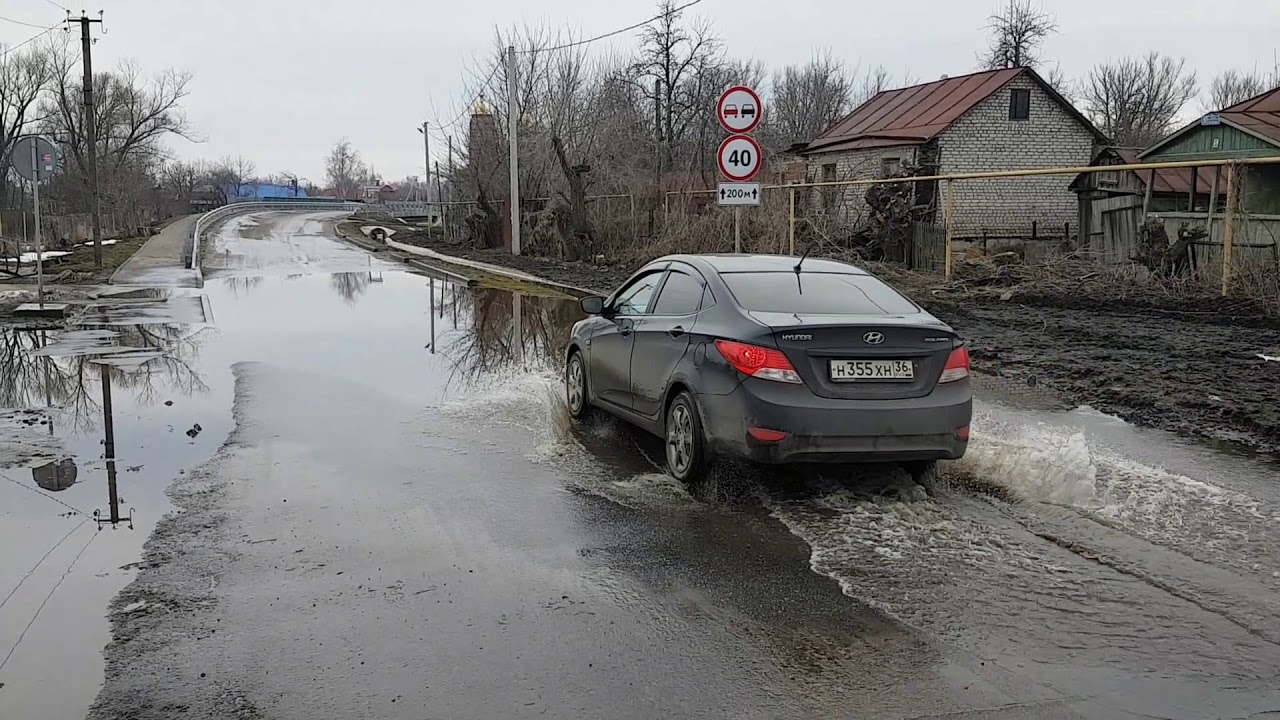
(863, 331, 885, 345)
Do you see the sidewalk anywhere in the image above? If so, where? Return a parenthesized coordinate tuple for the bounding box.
(109, 215, 201, 288)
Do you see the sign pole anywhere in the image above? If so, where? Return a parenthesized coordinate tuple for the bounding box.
(734, 207, 741, 253)
(30, 140, 43, 306)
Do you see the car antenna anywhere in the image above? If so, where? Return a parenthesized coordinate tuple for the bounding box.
(793, 246, 811, 273)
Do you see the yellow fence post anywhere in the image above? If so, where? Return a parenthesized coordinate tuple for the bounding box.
(788, 186, 796, 255)
(1221, 162, 1240, 296)
(944, 179, 956, 280)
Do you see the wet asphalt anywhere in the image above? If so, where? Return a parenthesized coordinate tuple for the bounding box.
(1, 211, 1279, 719)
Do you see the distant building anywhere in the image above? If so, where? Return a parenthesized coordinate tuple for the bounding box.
(791, 67, 1106, 239)
(227, 182, 308, 202)
(467, 98, 507, 201)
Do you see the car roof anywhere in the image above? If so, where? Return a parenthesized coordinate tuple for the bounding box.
(655, 254, 869, 275)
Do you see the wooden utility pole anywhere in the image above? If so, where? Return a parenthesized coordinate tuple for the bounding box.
(67, 12, 105, 268)
(506, 45, 521, 255)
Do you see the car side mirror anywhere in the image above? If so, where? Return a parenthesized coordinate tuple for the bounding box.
(580, 296, 605, 315)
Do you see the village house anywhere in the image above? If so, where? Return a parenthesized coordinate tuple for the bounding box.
(792, 67, 1106, 241)
(1070, 86, 1280, 264)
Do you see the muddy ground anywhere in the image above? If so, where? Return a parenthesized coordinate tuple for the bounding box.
(401, 233, 1280, 452)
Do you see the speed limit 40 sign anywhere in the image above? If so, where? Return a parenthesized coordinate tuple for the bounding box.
(717, 134, 762, 182)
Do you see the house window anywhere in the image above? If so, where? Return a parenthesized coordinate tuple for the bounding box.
(1009, 89, 1031, 121)
(821, 163, 837, 210)
(880, 157, 902, 178)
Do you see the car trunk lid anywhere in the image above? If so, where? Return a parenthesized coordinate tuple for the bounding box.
(751, 311, 957, 400)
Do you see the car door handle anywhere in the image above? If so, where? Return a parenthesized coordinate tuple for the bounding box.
(619, 326, 633, 337)
(668, 326, 686, 338)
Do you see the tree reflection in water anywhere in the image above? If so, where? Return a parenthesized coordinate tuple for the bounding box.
(329, 272, 374, 305)
(440, 285, 584, 388)
(0, 322, 212, 433)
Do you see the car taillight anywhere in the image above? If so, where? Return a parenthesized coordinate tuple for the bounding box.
(714, 340, 802, 384)
(939, 347, 970, 383)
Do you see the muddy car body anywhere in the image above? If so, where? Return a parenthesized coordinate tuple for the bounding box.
(564, 254, 972, 483)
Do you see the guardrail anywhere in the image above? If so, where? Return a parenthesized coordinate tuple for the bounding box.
(185, 200, 362, 269)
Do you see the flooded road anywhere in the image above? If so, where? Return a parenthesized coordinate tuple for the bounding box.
(1, 210, 1278, 719)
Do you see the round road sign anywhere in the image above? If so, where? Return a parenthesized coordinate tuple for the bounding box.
(717, 85, 763, 134)
(10, 135, 59, 183)
(717, 134, 763, 182)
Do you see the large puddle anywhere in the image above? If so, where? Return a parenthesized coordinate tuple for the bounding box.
(3, 213, 1280, 718)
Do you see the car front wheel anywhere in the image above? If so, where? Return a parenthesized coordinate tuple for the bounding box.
(665, 391, 709, 484)
(566, 351, 590, 420)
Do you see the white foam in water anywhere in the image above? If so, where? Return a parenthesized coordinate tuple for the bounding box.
(954, 407, 1103, 507)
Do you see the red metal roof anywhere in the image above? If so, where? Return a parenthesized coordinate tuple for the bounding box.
(1219, 86, 1280, 145)
(1071, 147, 1220, 196)
(801, 68, 1027, 155)
(1111, 148, 1220, 195)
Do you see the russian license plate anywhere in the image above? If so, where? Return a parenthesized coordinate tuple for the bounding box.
(829, 359, 914, 381)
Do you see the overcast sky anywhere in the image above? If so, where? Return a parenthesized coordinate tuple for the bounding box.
(3, 0, 1276, 184)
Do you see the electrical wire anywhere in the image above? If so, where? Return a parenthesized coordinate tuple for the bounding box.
(517, 0, 705, 54)
(3, 473, 90, 518)
(0, 525, 98, 674)
(0, 22, 61, 59)
(433, 62, 503, 134)
(42, 0, 70, 11)
(0, 519, 88, 611)
(0, 13, 49, 29)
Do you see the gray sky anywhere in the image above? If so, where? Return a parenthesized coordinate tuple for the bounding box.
(3, 0, 1277, 184)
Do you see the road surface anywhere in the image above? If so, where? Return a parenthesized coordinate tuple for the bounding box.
(2, 210, 1278, 719)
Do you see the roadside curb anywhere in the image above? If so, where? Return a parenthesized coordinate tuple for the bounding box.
(331, 219, 600, 299)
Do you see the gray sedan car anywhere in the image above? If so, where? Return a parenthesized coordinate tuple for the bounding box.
(565, 254, 972, 484)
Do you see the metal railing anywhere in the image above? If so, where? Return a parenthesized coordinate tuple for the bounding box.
(186, 200, 362, 269)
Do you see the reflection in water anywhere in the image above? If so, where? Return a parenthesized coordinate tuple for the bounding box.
(330, 272, 374, 305)
(94, 361, 132, 530)
(441, 287, 585, 385)
(32, 457, 78, 491)
(0, 323, 211, 432)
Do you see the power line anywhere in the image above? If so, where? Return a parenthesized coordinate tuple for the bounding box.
(0, 13, 49, 29)
(0, 23, 61, 59)
(41, 0, 70, 11)
(0, 519, 88, 612)
(434, 62, 502, 133)
(0, 526, 98, 674)
(518, 0, 705, 54)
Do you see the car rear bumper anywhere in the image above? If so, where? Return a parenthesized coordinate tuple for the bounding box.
(699, 377, 971, 464)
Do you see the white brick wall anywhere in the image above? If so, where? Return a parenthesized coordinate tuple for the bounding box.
(937, 75, 1095, 238)
(804, 146, 917, 224)
(804, 74, 1096, 239)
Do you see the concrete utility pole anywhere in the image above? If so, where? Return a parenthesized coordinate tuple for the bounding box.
(67, 12, 105, 269)
(419, 121, 430, 202)
(506, 45, 521, 255)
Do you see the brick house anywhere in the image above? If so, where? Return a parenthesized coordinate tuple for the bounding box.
(792, 67, 1106, 240)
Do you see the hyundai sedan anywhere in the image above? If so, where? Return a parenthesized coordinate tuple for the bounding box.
(564, 254, 972, 485)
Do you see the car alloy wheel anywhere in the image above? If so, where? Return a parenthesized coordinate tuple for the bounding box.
(665, 392, 707, 483)
(566, 353, 587, 419)
(667, 403, 694, 476)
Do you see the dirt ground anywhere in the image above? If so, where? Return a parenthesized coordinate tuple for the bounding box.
(2, 235, 150, 285)
(402, 233, 1280, 451)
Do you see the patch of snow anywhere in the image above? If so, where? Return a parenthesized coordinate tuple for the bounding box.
(1258, 354, 1279, 363)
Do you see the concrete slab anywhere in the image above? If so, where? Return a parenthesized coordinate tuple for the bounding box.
(12, 302, 69, 318)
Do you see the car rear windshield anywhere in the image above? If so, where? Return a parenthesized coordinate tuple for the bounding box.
(720, 272, 920, 315)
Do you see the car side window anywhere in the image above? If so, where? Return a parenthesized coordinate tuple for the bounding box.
(612, 272, 663, 315)
(651, 270, 704, 315)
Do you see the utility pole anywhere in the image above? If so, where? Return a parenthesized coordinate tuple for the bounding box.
(418, 121, 430, 204)
(67, 12, 104, 269)
(446, 136, 453, 202)
(506, 45, 521, 256)
(435, 160, 442, 204)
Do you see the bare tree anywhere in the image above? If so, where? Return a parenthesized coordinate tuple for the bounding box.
(636, 0, 724, 173)
(980, 0, 1058, 70)
(210, 155, 256, 201)
(44, 52, 194, 226)
(0, 40, 59, 206)
(324, 139, 366, 200)
(764, 53, 853, 152)
(1208, 67, 1278, 110)
(1082, 52, 1198, 147)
